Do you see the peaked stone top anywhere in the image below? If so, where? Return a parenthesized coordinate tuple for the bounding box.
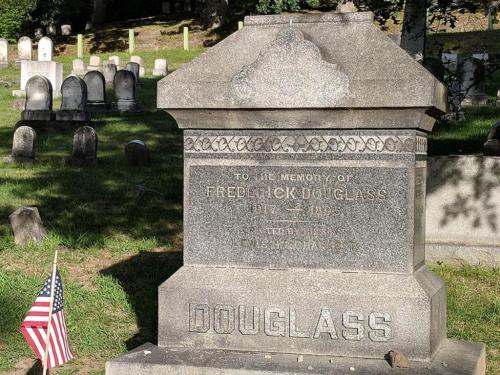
(158, 12, 447, 130)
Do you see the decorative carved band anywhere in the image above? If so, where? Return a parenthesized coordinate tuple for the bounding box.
(184, 135, 427, 154)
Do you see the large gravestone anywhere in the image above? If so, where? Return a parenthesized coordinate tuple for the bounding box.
(21, 76, 53, 121)
(106, 12, 486, 375)
(55, 76, 90, 122)
(0, 39, 9, 68)
(84, 71, 108, 112)
(112, 70, 140, 112)
(18, 37, 33, 61)
(38, 37, 53, 61)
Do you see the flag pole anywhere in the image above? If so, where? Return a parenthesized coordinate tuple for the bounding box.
(42, 249, 58, 375)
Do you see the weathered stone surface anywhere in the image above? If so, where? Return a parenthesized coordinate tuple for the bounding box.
(37, 37, 53, 61)
(56, 76, 90, 122)
(125, 62, 140, 84)
(88, 55, 102, 71)
(84, 71, 108, 112)
(109, 55, 121, 68)
(18, 37, 32, 61)
(112, 70, 140, 112)
(183, 129, 427, 273)
(106, 340, 486, 375)
(483, 122, 499, 156)
(158, 266, 445, 361)
(12, 126, 36, 160)
(153, 58, 167, 76)
(19, 60, 63, 97)
(21, 76, 53, 121)
(125, 140, 149, 165)
(388, 351, 410, 369)
(0, 38, 9, 67)
(426, 156, 499, 261)
(72, 59, 87, 76)
(102, 62, 117, 84)
(9, 207, 47, 245)
(71, 126, 97, 165)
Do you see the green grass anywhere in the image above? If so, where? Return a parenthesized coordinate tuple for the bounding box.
(0, 47, 499, 373)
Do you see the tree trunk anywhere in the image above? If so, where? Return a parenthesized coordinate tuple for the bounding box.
(400, 0, 427, 61)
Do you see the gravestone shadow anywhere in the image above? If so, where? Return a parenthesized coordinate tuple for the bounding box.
(100, 250, 183, 349)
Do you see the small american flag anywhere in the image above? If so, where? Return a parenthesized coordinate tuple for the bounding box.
(21, 268, 74, 369)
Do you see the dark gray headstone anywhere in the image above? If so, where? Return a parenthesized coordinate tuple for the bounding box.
(102, 62, 117, 84)
(72, 126, 97, 165)
(12, 126, 36, 160)
(84, 71, 108, 112)
(112, 70, 140, 112)
(125, 62, 140, 84)
(56, 76, 90, 122)
(484, 122, 500, 156)
(125, 140, 149, 165)
(9, 207, 47, 245)
(21, 75, 53, 121)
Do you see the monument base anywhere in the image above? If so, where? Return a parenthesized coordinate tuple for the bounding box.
(106, 340, 485, 375)
(55, 110, 90, 122)
(21, 110, 52, 121)
(111, 100, 141, 112)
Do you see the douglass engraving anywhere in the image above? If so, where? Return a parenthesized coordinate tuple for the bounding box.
(184, 135, 427, 154)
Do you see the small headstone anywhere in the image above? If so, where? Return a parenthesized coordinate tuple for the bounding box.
(72, 126, 97, 165)
(9, 207, 47, 245)
(72, 59, 87, 76)
(21, 76, 53, 121)
(87, 55, 102, 71)
(17, 37, 32, 61)
(153, 58, 168, 76)
(130, 56, 145, 77)
(61, 24, 72, 36)
(34, 28, 44, 40)
(102, 61, 117, 84)
(484, 122, 500, 156)
(125, 140, 149, 165)
(109, 55, 121, 68)
(0, 39, 9, 67)
(12, 126, 36, 159)
(112, 70, 140, 112)
(84, 71, 108, 112)
(38, 37, 53, 61)
(55, 76, 90, 122)
(125, 62, 140, 84)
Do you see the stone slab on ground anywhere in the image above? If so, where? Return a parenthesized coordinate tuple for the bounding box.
(106, 340, 485, 375)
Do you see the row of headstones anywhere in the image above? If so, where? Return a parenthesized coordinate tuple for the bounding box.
(6, 125, 149, 166)
(22, 71, 140, 121)
(0, 36, 54, 66)
(72, 55, 168, 81)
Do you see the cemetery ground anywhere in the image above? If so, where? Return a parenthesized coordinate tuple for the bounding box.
(0, 49, 499, 374)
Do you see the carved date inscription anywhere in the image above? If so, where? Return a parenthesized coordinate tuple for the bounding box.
(187, 164, 408, 269)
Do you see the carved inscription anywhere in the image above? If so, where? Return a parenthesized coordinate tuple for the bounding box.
(189, 304, 393, 342)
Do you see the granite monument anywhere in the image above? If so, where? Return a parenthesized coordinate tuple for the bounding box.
(21, 75, 53, 121)
(112, 70, 140, 112)
(84, 71, 108, 112)
(55, 76, 90, 122)
(107, 12, 485, 375)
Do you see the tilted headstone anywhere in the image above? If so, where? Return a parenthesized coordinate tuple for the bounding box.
(484, 122, 500, 156)
(12, 126, 36, 160)
(19, 60, 64, 97)
(112, 69, 140, 112)
(72, 126, 97, 165)
(84, 71, 108, 112)
(0, 39, 9, 67)
(9, 207, 47, 245)
(37, 37, 53, 61)
(107, 12, 486, 375)
(109, 55, 121, 68)
(125, 62, 140, 84)
(153, 58, 168, 76)
(17, 37, 32, 61)
(87, 55, 102, 71)
(72, 59, 87, 76)
(125, 140, 149, 165)
(55, 76, 90, 122)
(102, 61, 117, 84)
(21, 75, 53, 121)
(61, 24, 72, 36)
(130, 55, 145, 77)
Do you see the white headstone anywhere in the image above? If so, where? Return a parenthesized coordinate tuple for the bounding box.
(18, 37, 32, 61)
(61, 24, 72, 36)
(20, 60, 63, 97)
(38, 37, 53, 61)
(153, 58, 168, 76)
(0, 39, 9, 66)
(72, 59, 87, 75)
(130, 55, 144, 66)
(89, 55, 101, 66)
(109, 55, 121, 67)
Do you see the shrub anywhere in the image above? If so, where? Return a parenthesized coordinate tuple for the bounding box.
(0, 0, 37, 40)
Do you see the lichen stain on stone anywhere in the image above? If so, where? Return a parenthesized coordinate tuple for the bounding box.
(230, 27, 350, 107)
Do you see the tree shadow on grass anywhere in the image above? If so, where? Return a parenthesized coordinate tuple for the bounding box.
(100, 250, 183, 349)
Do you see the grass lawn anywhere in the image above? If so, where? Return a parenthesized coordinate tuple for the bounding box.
(0, 49, 499, 374)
